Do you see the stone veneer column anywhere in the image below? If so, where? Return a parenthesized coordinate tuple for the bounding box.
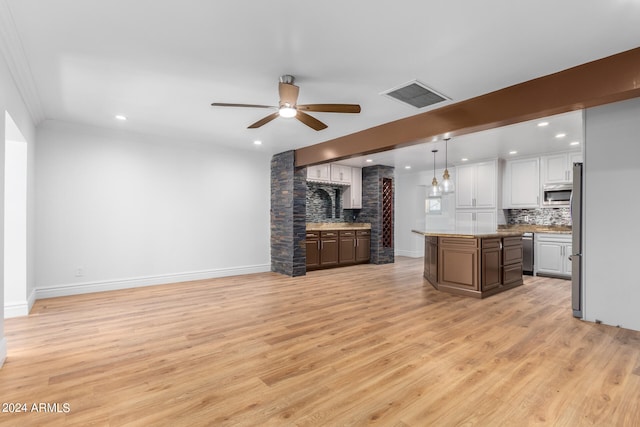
(271, 151, 307, 276)
(359, 165, 395, 264)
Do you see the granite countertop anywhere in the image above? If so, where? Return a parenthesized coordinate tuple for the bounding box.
(498, 225, 572, 234)
(307, 222, 372, 231)
(411, 229, 524, 239)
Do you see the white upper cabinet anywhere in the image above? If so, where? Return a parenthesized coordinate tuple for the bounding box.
(456, 160, 498, 209)
(342, 167, 362, 209)
(503, 157, 540, 208)
(307, 164, 331, 182)
(330, 164, 352, 184)
(541, 152, 582, 184)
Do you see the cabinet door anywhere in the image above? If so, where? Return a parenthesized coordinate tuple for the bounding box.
(439, 238, 479, 291)
(320, 231, 339, 266)
(307, 164, 330, 181)
(330, 164, 352, 184)
(425, 238, 438, 284)
(306, 239, 320, 268)
(456, 164, 476, 208)
(339, 231, 356, 264)
(343, 167, 362, 209)
(542, 154, 570, 183)
(504, 158, 540, 208)
(481, 239, 502, 291)
(475, 161, 497, 208)
(455, 211, 475, 235)
(356, 232, 371, 262)
(535, 241, 564, 274)
(562, 243, 573, 276)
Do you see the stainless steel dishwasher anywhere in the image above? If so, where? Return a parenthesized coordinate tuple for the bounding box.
(522, 232, 534, 275)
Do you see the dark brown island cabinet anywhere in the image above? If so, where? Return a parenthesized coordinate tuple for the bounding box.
(419, 232, 524, 298)
(306, 228, 371, 270)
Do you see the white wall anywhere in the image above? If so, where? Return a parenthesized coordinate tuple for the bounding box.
(395, 168, 456, 258)
(584, 97, 640, 331)
(0, 53, 37, 367)
(4, 137, 28, 316)
(35, 120, 271, 297)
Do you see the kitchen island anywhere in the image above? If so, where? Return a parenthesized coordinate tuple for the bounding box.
(412, 230, 524, 298)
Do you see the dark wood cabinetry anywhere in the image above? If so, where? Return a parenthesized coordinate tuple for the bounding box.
(421, 233, 524, 298)
(339, 230, 356, 264)
(424, 236, 438, 284)
(481, 238, 502, 292)
(319, 231, 339, 267)
(356, 230, 371, 263)
(305, 231, 320, 268)
(306, 227, 371, 270)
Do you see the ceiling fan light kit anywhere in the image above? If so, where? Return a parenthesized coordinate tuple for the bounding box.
(211, 75, 360, 131)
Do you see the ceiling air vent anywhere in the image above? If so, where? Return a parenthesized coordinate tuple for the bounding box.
(381, 80, 449, 109)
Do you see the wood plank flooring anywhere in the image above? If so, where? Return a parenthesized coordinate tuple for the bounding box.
(1, 257, 640, 426)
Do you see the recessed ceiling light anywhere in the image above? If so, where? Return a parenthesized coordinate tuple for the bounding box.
(115, 115, 127, 121)
(570, 141, 580, 146)
(555, 133, 566, 138)
(365, 159, 373, 163)
(405, 165, 411, 169)
(461, 158, 469, 162)
(253, 140, 262, 145)
(537, 121, 549, 127)
(509, 150, 518, 155)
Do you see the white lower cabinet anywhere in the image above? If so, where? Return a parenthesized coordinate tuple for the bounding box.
(455, 211, 496, 235)
(535, 233, 572, 278)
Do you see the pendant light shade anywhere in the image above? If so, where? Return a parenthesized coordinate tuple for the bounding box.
(439, 137, 455, 194)
(428, 149, 442, 198)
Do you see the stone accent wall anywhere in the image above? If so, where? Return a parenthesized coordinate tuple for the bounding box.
(270, 151, 306, 277)
(359, 165, 395, 264)
(306, 181, 356, 223)
(507, 207, 571, 226)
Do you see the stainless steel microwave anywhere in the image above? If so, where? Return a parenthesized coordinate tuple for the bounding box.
(542, 183, 572, 206)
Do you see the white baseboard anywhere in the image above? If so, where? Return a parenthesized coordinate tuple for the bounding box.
(4, 300, 30, 318)
(36, 264, 271, 299)
(0, 337, 6, 368)
(394, 249, 423, 258)
(3, 290, 38, 318)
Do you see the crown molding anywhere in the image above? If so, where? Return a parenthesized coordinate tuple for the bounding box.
(0, 0, 46, 124)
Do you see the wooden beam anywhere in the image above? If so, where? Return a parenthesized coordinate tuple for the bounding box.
(295, 47, 640, 167)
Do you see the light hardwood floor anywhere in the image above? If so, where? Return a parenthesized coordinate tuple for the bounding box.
(1, 257, 639, 426)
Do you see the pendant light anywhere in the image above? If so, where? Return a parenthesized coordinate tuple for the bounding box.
(439, 137, 455, 194)
(428, 149, 442, 198)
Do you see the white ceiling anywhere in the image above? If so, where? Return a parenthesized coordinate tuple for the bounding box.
(4, 0, 640, 161)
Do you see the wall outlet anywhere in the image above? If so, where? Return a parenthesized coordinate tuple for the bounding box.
(75, 267, 84, 277)
(524, 215, 529, 222)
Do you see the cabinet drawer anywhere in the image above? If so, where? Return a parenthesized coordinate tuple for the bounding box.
(306, 231, 320, 239)
(321, 231, 338, 238)
(503, 245, 523, 265)
(503, 236, 523, 247)
(481, 238, 501, 249)
(440, 237, 479, 248)
(503, 263, 523, 285)
(356, 230, 370, 236)
(339, 230, 355, 237)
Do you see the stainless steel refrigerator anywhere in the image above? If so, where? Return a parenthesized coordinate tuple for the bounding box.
(571, 162, 583, 318)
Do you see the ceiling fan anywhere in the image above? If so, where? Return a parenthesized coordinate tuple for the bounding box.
(211, 75, 361, 131)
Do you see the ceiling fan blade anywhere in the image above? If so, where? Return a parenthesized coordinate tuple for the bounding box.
(211, 102, 276, 109)
(297, 104, 361, 113)
(278, 82, 300, 106)
(248, 112, 280, 129)
(296, 111, 328, 131)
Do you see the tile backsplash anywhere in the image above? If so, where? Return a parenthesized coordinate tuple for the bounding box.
(306, 181, 359, 223)
(507, 208, 571, 226)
